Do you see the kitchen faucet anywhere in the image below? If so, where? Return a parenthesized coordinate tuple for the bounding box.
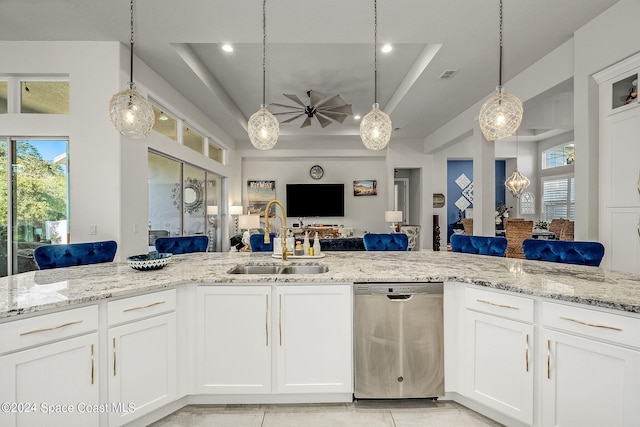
(264, 199, 288, 261)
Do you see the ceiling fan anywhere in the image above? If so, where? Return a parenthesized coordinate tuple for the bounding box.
(271, 90, 353, 128)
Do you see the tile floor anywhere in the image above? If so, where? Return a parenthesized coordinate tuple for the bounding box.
(149, 400, 503, 427)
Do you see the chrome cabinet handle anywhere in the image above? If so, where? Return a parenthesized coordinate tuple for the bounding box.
(20, 320, 82, 336)
(525, 334, 529, 372)
(123, 301, 165, 312)
(265, 294, 269, 347)
(477, 299, 520, 310)
(560, 316, 622, 331)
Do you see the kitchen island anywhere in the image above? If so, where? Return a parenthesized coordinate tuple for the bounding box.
(0, 251, 639, 427)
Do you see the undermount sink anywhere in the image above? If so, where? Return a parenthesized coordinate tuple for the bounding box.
(227, 263, 328, 275)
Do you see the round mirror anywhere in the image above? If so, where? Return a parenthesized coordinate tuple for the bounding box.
(184, 187, 197, 204)
(183, 178, 203, 214)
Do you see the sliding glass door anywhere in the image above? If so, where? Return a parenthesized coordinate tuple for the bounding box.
(0, 138, 69, 276)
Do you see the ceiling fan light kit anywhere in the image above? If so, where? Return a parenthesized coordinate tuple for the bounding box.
(248, 0, 279, 150)
(109, 0, 155, 139)
(360, 0, 392, 150)
(479, 0, 523, 141)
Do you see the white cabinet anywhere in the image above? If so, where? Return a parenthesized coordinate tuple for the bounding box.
(463, 287, 534, 425)
(0, 306, 99, 427)
(196, 285, 272, 394)
(276, 284, 352, 394)
(595, 54, 640, 274)
(107, 290, 177, 427)
(541, 301, 640, 427)
(196, 284, 352, 396)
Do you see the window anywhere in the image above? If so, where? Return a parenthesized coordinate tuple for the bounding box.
(183, 125, 204, 155)
(542, 176, 574, 223)
(542, 143, 574, 169)
(151, 104, 178, 141)
(208, 141, 223, 163)
(520, 192, 535, 215)
(0, 138, 70, 277)
(20, 81, 70, 114)
(0, 81, 7, 114)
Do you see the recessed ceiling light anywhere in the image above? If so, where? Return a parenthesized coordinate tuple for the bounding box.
(354, 115, 361, 120)
(381, 44, 393, 53)
(222, 44, 234, 53)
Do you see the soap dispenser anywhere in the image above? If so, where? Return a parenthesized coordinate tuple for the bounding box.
(313, 231, 321, 256)
(303, 231, 310, 255)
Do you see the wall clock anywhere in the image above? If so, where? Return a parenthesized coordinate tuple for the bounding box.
(310, 165, 324, 180)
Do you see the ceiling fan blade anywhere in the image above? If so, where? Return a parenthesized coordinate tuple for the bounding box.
(316, 94, 344, 109)
(281, 113, 305, 123)
(300, 117, 313, 128)
(315, 113, 333, 128)
(308, 90, 325, 106)
(321, 104, 353, 115)
(320, 110, 349, 123)
(270, 103, 303, 110)
(283, 94, 306, 107)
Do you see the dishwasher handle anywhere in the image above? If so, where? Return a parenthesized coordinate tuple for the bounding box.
(387, 294, 413, 301)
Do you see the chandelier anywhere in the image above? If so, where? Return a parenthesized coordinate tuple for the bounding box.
(248, 0, 280, 150)
(479, 0, 523, 141)
(360, 0, 392, 150)
(504, 133, 530, 197)
(108, 0, 155, 139)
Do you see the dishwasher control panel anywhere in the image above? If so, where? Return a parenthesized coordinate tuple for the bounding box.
(353, 282, 443, 295)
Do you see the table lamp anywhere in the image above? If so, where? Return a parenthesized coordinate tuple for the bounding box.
(238, 214, 261, 250)
(385, 210, 403, 233)
(229, 205, 243, 235)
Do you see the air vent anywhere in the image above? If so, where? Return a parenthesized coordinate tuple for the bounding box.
(439, 69, 458, 80)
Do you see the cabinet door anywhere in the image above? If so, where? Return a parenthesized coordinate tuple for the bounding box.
(0, 333, 99, 427)
(464, 311, 533, 425)
(542, 329, 640, 427)
(108, 312, 177, 427)
(276, 284, 352, 394)
(602, 106, 640, 207)
(603, 207, 640, 274)
(196, 286, 272, 394)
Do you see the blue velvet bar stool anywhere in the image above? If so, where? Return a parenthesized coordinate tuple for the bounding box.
(34, 240, 118, 270)
(154, 235, 209, 254)
(249, 233, 276, 252)
(522, 239, 605, 267)
(363, 233, 409, 251)
(450, 235, 507, 257)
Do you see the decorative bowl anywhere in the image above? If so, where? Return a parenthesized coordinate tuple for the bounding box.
(127, 253, 172, 271)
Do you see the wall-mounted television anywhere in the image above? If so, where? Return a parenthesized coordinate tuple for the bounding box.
(286, 184, 345, 217)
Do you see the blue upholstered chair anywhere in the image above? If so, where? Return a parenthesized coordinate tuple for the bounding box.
(450, 235, 507, 257)
(363, 233, 409, 251)
(319, 237, 366, 251)
(154, 235, 208, 254)
(522, 239, 605, 267)
(34, 240, 118, 270)
(249, 233, 276, 252)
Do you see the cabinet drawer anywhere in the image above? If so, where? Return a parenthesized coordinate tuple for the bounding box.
(542, 301, 640, 348)
(0, 305, 98, 354)
(108, 289, 176, 326)
(465, 287, 534, 323)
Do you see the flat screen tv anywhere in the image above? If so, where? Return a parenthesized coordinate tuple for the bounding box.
(286, 184, 345, 217)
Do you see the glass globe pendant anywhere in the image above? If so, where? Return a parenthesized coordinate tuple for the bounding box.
(479, 0, 523, 141)
(249, 0, 279, 150)
(248, 104, 280, 150)
(360, 103, 392, 150)
(109, 0, 154, 139)
(505, 170, 530, 198)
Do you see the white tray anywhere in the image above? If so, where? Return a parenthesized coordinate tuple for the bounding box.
(271, 253, 325, 259)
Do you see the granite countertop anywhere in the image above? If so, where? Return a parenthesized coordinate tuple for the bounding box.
(1, 251, 639, 320)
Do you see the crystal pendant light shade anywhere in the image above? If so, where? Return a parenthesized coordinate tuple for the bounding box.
(360, 103, 392, 150)
(479, 86, 523, 141)
(109, 83, 155, 139)
(109, 0, 154, 139)
(248, 105, 280, 150)
(505, 170, 530, 198)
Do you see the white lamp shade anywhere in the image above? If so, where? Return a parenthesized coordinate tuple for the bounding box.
(229, 205, 243, 216)
(238, 214, 260, 230)
(206, 205, 219, 216)
(385, 210, 403, 222)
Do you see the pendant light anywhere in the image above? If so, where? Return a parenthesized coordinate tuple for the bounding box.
(248, 0, 280, 150)
(479, 0, 523, 141)
(108, 0, 155, 139)
(505, 132, 530, 198)
(360, 0, 392, 150)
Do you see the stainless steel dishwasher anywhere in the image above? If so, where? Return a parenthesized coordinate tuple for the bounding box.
(354, 282, 444, 399)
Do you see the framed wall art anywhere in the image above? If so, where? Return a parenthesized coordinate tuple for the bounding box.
(247, 180, 276, 216)
(353, 180, 377, 196)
